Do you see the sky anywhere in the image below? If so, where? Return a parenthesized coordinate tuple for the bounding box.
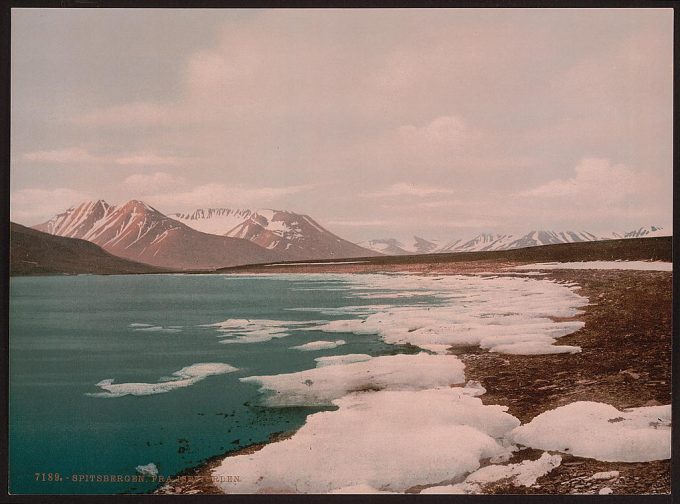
(10, 8, 673, 242)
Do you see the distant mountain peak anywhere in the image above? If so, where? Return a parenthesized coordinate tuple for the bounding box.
(361, 227, 670, 256)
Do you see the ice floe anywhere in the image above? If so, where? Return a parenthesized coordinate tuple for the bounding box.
(136, 462, 159, 477)
(421, 452, 562, 494)
(87, 363, 238, 398)
(131, 324, 183, 333)
(510, 401, 671, 462)
(290, 340, 346, 351)
(240, 353, 465, 407)
(513, 261, 672, 271)
(201, 318, 319, 344)
(212, 388, 520, 493)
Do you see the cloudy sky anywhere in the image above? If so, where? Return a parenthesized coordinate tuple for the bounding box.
(11, 8, 673, 241)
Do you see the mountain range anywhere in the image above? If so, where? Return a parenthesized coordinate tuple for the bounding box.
(33, 200, 376, 270)
(30, 199, 669, 270)
(358, 227, 669, 255)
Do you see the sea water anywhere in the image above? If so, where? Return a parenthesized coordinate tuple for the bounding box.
(8, 273, 424, 494)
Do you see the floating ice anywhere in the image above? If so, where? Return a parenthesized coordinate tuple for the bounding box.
(510, 401, 671, 462)
(132, 325, 182, 334)
(209, 272, 597, 493)
(136, 462, 159, 477)
(290, 340, 346, 351)
(87, 363, 238, 398)
(513, 261, 672, 272)
(212, 388, 520, 493)
(421, 452, 562, 494)
(202, 318, 319, 344)
(240, 353, 466, 407)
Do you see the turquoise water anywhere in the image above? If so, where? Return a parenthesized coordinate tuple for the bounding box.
(9, 274, 417, 495)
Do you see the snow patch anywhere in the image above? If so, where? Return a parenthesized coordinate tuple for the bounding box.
(421, 452, 562, 494)
(590, 471, 619, 480)
(510, 401, 671, 462)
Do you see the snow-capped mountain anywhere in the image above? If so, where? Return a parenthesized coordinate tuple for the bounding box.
(360, 227, 669, 256)
(170, 208, 254, 235)
(617, 226, 669, 239)
(412, 236, 440, 254)
(357, 236, 440, 255)
(225, 209, 377, 259)
(356, 238, 410, 255)
(34, 200, 280, 270)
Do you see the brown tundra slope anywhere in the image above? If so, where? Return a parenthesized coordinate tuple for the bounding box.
(10, 223, 165, 275)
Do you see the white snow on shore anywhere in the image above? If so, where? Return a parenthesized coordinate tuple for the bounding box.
(212, 388, 520, 493)
(511, 401, 671, 462)
(209, 272, 669, 493)
(87, 363, 238, 397)
(513, 261, 672, 271)
(421, 452, 562, 494)
(290, 340, 346, 351)
(316, 274, 588, 355)
(240, 353, 466, 407)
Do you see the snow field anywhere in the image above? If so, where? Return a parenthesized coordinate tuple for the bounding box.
(421, 452, 563, 494)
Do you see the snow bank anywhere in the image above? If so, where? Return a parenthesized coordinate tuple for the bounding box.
(87, 363, 238, 398)
(421, 452, 562, 494)
(511, 401, 671, 462)
(212, 388, 520, 493)
(514, 261, 672, 272)
(317, 274, 587, 356)
(202, 318, 319, 344)
(290, 340, 346, 351)
(240, 353, 465, 407)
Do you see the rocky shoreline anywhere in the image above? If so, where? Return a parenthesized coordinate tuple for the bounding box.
(155, 260, 671, 495)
